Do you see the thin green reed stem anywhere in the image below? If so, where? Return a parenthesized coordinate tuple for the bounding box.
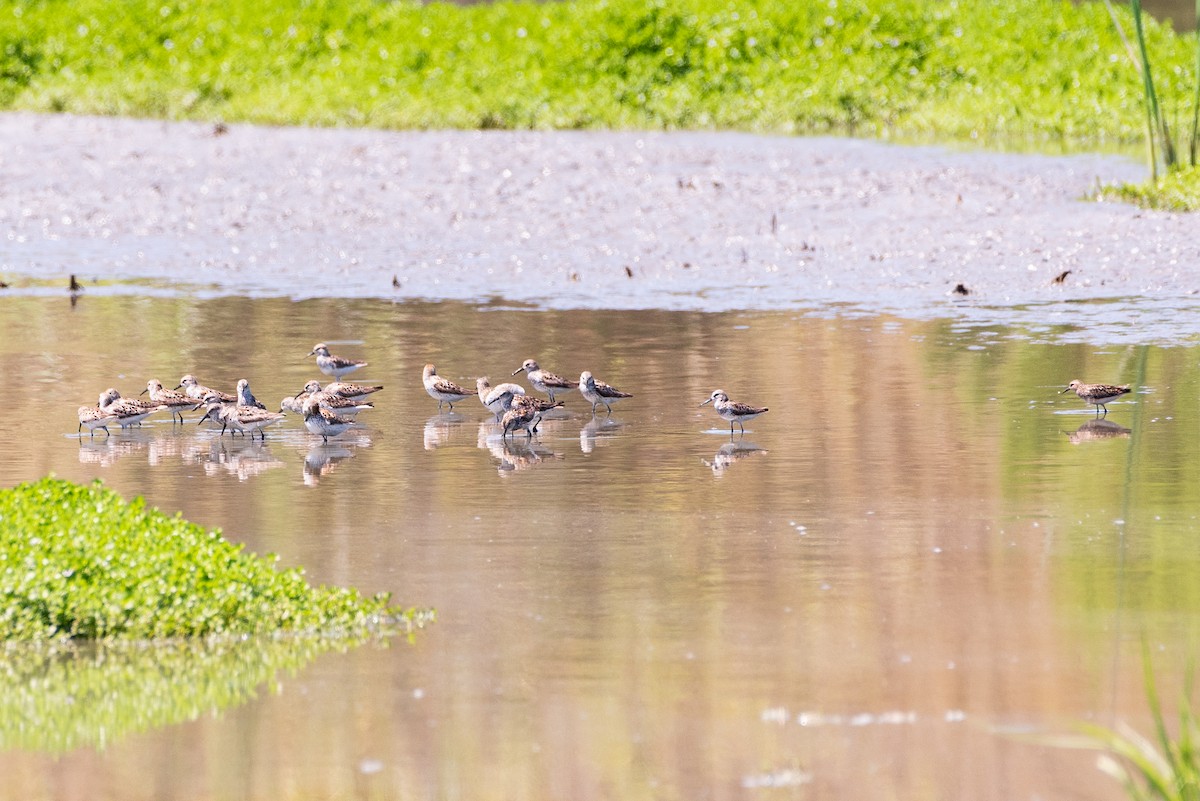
(1105, 0, 1160, 177)
(1132, 0, 1175, 174)
(1191, 0, 1200, 166)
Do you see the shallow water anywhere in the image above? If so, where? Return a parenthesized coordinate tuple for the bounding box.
(3, 294, 1200, 800)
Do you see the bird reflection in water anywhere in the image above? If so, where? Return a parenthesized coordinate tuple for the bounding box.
(1065, 418, 1132, 444)
(303, 441, 359, 486)
(424, 413, 469, 451)
(77, 431, 155, 467)
(579, 415, 625, 454)
(703, 441, 768, 475)
(477, 421, 561, 474)
(198, 438, 285, 481)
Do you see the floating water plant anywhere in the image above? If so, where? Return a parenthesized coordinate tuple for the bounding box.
(0, 477, 417, 641)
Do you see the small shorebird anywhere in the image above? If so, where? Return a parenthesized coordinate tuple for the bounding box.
(236, 378, 267, 410)
(1061, 380, 1132, 416)
(501, 396, 564, 438)
(306, 343, 367, 380)
(295, 380, 374, 416)
(99, 388, 168, 428)
(512, 358, 578, 402)
(320, 380, 384, 401)
(477, 376, 526, 420)
(77, 405, 119, 438)
(423, 364, 474, 411)
(280, 395, 305, 415)
(141, 379, 198, 423)
(579, 371, 633, 416)
(198, 397, 285, 439)
(175, 374, 236, 404)
(700, 389, 769, 435)
(301, 396, 356, 442)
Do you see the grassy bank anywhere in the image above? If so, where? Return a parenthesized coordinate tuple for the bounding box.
(0, 477, 415, 640)
(0, 0, 1192, 149)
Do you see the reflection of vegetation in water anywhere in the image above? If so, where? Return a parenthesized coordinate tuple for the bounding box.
(0, 636, 401, 753)
(0, 478, 414, 640)
(0, 0, 1190, 148)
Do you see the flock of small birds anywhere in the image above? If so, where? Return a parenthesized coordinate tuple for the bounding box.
(76, 342, 773, 442)
(77, 343, 385, 443)
(76, 339, 1135, 445)
(76, 340, 1134, 447)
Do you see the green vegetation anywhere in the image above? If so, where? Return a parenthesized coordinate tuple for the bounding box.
(0, 477, 417, 640)
(1080, 649, 1200, 801)
(1097, 0, 1200, 203)
(1105, 165, 1200, 208)
(0, 0, 1192, 149)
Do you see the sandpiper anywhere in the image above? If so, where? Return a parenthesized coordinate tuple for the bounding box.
(502, 397, 565, 438)
(99, 388, 168, 428)
(298, 380, 374, 416)
(320, 380, 384, 401)
(198, 397, 285, 439)
(700, 389, 769, 435)
(301, 396, 356, 442)
(423, 364, 474, 411)
(579, 370, 633, 415)
(1061, 380, 1132, 416)
(197, 397, 240, 435)
(306, 343, 367, 380)
(512, 358, 579, 402)
(512, 395, 563, 433)
(477, 376, 527, 420)
(280, 395, 305, 415)
(236, 378, 267, 410)
(77, 405, 119, 438)
(175, 374, 236, 404)
(141, 379, 198, 423)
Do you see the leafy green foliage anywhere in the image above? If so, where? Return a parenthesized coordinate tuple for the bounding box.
(0, 0, 1190, 148)
(0, 477, 413, 640)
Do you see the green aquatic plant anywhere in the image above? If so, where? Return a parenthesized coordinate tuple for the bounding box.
(1079, 649, 1200, 801)
(0, 477, 416, 640)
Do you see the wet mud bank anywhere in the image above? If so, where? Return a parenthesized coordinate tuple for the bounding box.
(1, 113, 1196, 342)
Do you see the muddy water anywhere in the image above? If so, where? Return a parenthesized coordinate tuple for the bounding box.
(1, 295, 1199, 800)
